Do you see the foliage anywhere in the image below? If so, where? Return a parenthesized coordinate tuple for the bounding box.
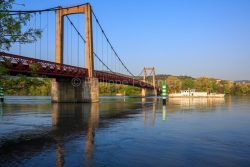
(0, 0, 42, 50)
(99, 82, 141, 96)
(1, 75, 51, 96)
(1, 74, 250, 96)
(194, 77, 217, 92)
(165, 76, 182, 93)
(121, 85, 141, 96)
(30, 63, 40, 72)
(181, 78, 194, 90)
(0, 65, 8, 75)
(161, 75, 250, 95)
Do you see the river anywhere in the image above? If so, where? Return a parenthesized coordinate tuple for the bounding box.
(0, 96, 250, 167)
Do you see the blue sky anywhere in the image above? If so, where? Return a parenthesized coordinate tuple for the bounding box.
(12, 0, 250, 80)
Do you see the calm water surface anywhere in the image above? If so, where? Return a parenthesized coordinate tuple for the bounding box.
(0, 96, 250, 167)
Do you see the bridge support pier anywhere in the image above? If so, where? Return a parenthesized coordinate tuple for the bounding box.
(141, 88, 157, 97)
(82, 78, 99, 103)
(51, 78, 99, 103)
(53, 4, 99, 103)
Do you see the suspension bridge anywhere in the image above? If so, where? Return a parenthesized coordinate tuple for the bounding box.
(0, 3, 159, 102)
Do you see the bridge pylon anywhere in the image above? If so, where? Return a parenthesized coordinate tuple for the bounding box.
(141, 67, 157, 97)
(51, 3, 99, 103)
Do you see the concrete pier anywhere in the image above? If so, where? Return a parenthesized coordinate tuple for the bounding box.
(141, 88, 157, 97)
(82, 78, 99, 103)
(51, 78, 99, 103)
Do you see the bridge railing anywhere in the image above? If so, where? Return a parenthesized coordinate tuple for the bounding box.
(0, 52, 88, 78)
(95, 70, 154, 89)
(0, 52, 155, 89)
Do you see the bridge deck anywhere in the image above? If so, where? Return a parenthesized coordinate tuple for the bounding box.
(0, 52, 154, 89)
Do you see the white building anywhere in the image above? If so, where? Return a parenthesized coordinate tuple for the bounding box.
(169, 89, 224, 98)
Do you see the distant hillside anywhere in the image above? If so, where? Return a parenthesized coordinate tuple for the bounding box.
(235, 80, 250, 84)
(141, 74, 250, 95)
(1, 73, 250, 96)
(155, 74, 194, 80)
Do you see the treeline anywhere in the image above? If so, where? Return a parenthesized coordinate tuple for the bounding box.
(99, 82, 141, 96)
(1, 75, 250, 96)
(0, 75, 51, 96)
(0, 75, 141, 96)
(162, 76, 250, 95)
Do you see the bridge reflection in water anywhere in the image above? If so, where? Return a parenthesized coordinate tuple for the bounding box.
(51, 100, 159, 167)
(0, 98, 153, 167)
(52, 103, 99, 167)
(142, 98, 157, 126)
(0, 96, 232, 167)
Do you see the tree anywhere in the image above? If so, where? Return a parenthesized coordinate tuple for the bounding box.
(247, 85, 250, 95)
(195, 77, 215, 92)
(219, 80, 232, 94)
(1, 76, 51, 95)
(181, 78, 194, 90)
(0, 0, 41, 51)
(0, 64, 7, 74)
(166, 76, 182, 93)
(239, 84, 249, 95)
(0, 0, 42, 90)
(231, 83, 241, 95)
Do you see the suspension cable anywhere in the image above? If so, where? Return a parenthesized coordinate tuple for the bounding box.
(39, 12, 42, 59)
(66, 16, 69, 64)
(34, 13, 37, 58)
(2, 4, 88, 14)
(70, 19, 73, 65)
(77, 15, 80, 66)
(18, 13, 21, 55)
(91, 9, 135, 77)
(65, 15, 114, 73)
(93, 52, 114, 73)
(46, 12, 49, 60)
(95, 19, 98, 70)
(106, 40, 109, 71)
(5, 4, 135, 77)
(136, 69, 144, 77)
(65, 15, 86, 43)
(101, 31, 104, 71)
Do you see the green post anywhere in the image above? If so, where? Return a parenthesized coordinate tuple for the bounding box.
(0, 86, 4, 103)
(162, 80, 167, 105)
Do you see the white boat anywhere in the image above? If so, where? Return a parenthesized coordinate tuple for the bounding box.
(169, 89, 225, 98)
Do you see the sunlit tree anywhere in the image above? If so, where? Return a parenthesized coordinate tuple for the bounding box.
(0, 0, 42, 50)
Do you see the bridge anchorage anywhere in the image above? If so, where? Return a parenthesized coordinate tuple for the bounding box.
(0, 3, 158, 103)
